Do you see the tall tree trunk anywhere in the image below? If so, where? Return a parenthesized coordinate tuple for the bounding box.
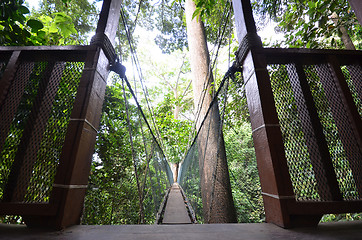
(185, 0, 237, 223)
(331, 12, 356, 50)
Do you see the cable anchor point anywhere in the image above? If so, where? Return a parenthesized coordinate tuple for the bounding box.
(110, 58, 126, 79)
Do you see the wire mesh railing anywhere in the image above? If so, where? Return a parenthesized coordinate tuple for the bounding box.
(178, 67, 264, 223)
(82, 73, 173, 225)
(246, 48, 362, 227)
(0, 49, 86, 205)
(178, 47, 362, 225)
(0, 46, 98, 229)
(265, 49, 362, 202)
(0, 45, 360, 228)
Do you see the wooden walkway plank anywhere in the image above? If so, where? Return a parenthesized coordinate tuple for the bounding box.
(2, 221, 362, 239)
(161, 183, 192, 224)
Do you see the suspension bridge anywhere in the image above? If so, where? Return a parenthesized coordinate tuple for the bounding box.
(0, 0, 362, 238)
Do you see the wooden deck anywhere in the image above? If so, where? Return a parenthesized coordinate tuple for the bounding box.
(1, 221, 362, 240)
(161, 183, 192, 224)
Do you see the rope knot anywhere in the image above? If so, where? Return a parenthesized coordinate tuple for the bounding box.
(226, 61, 243, 82)
(110, 59, 126, 79)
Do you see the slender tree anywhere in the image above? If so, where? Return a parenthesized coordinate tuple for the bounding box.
(185, 0, 237, 223)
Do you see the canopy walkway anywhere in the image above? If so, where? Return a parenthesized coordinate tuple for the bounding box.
(158, 183, 194, 224)
(0, 0, 361, 232)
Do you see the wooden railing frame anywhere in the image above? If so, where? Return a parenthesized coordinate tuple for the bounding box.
(0, 0, 121, 230)
(0, 45, 96, 227)
(232, 0, 362, 228)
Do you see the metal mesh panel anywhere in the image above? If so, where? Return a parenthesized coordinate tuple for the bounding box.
(304, 64, 359, 200)
(178, 82, 228, 223)
(0, 62, 38, 201)
(178, 140, 203, 222)
(268, 62, 361, 201)
(178, 75, 263, 223)
(341, 64, 362, 118)
(24, 62, 84, 203)
(82, 74, 172, 225)
(0, 61, 84, 203)
(268, 64, 320, 201)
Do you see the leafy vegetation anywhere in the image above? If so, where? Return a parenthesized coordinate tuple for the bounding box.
(0, 0, 96, 46)
(256, 0, 362, 49)
(82, 81, 141, 224)
(0, 0, 45, 45)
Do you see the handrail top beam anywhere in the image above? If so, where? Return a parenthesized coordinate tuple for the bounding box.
(0, 45, 97, 52)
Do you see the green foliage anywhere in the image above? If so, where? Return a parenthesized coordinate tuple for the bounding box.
(154, 94, 193, 163)
(83, 78, 172, 224)
(153, 0, 188, 54)
(256, 0, 362, 49)
(137, 0, 232, 54)
(0, 0, 42, 45)
(34, 0, 97, 44)
(0, 215, 23, 224)
(83, 82, 141, 224)
(50, 13, 76, 38)
(35, 12, 78, 45)
(321, 213, 362, 222)
(192, 0, 215, 19)
(0, 0, 81, 45)
(225, 122, 265, 223)
(139, 48, 194, 163)
(220, 73, 264, 222)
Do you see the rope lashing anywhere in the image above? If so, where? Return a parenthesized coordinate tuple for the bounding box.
(90, 32, 126, 78)
(90, 32, 118, 64)
(234, 33, 262, 67)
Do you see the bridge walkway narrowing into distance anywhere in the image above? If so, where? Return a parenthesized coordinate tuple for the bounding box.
(158, 183, 194, 224)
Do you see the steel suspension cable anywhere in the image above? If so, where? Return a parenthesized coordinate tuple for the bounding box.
(114, 22, 158, 221)
(120, 6, 166, 152)
(121, 78, 145, 224)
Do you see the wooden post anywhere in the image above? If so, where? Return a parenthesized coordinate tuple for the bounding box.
(232, 0, 297, 227)
(0, 51, 21, 108)
(23, 0, 122, 229)
(348, 0, 362, 26)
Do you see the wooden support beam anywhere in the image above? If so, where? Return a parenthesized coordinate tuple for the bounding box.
(348, 0, 362, 26)
(232, 0, 362, 228)
(232, 0, 296, 228)
(0, 51, 20, 108)
(23, 0, 122, 229)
